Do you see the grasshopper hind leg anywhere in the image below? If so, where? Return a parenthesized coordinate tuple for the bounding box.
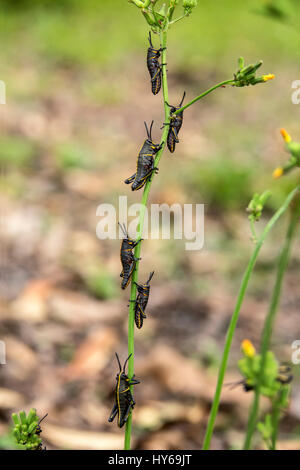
(125, 173, 136, 185)
(108, 403, 118, 423)
(119, 402, 132, 428)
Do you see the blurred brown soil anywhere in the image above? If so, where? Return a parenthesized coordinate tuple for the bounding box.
(1, 66, 300, 450)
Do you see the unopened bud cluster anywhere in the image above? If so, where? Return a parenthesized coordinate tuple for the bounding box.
(183, 0, 198, 14)
(129, 0, 197, 29)
(247, 190, 271, 222)
(12, 409, 43, 450)
(234, 57, 275, 87)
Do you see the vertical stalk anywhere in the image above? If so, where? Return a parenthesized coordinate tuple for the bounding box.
(243, 196, 300, 450)
(202, 186, 300, 450)
(124, 28, 170, 450)
(243, 390, 260, 450)
(271, 394, 282, 450)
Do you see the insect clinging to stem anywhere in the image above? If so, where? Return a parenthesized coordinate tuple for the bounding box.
(124, 121, 162, 191)
(147, 31, 165, 95)
(28, 412, 48, 451)
(35, 413, 48, 436)
(132, 271, 154, 329)
(119, 222, 142, 290)
(108, 353, 140, 428)
(225, 379, 254, 393)
(276, 363, 293, 385)
(226, 363, 293, 393)
(164, 91, 186, 153)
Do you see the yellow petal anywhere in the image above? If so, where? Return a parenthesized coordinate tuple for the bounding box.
(273, 167, 284, 179)
(241, 339, 256, 358)
(262, 74, 275, 82)
(280, 128, 292, 143)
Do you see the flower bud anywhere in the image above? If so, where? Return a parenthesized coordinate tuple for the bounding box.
(288, 141, 300, 159)
(128, 0, 145, 7)
(233, 58, 274, 88)
(239, 61, 263, 77)
(241, 339, 256, 358)
(142, 9, 156, 26)
(183, 0, 198, 13)
(273, 167, 284, 179)
(247, 190, 271, 222)
(280, 128, 292, 143)
(262, 74, 275, 82)
(238, 57, 245, 70)
(183, 0, 197, 6)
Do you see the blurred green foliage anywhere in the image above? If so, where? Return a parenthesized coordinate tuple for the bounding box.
(1, 0, 300, 71)
(84, 266, 118, 300)
(54, 142, 91, 171)
(0, 433, 19, 450)
(0, 137, 36, 168)
(187, 157, 256, 210)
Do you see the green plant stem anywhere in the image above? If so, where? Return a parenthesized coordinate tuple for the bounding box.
(250, 219, 258, 244)
(202, 185, 300, 450)
(243, 196, 300, 450)
(243, 390, 260, 450)
(271, 395, 282, 450)
(123, 26, 234, 452)
(173, 79, 234, 115)
(124, 28, 170, 451)
(169, 13, 189, 25)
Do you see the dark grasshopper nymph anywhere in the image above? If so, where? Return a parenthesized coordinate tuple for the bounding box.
(147, 32, 165, 95)
(226, 379, 254, 393)
(35, 413, 48, 436)
(165, 91, 186, 153)
(125, 121, 162, 191)
(119, 223, 142, 290)
(226, 363, 293, 393)
(28, 413, 48, 450)
(276, 363, 293, 385)
(132, 271, 154, 329)
(108, 353, 140, 428)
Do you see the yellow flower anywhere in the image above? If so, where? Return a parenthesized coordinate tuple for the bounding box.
(262, 74, 275, 82)
(280, 128, 292, 143)
(273, 166, 284, 179)
(241, 339, 256, 358)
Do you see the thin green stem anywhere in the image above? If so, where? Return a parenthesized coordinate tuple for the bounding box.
(124, 28, 170, 451)
(169, 12, 189, 25)
(243, 391, 260, 450)
(202, 186, 300, 450)
(173, 79, 234, 115)
(250, 219, 258, 244)
(271, 396, 281, 450)
(243, 196, 300, 450)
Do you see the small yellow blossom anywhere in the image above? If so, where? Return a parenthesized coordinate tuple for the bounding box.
(241, 339, 256, 358)
(262, 74, 275, 82)
(273, 166, 284, 179)
(280, 128, 292, 143)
